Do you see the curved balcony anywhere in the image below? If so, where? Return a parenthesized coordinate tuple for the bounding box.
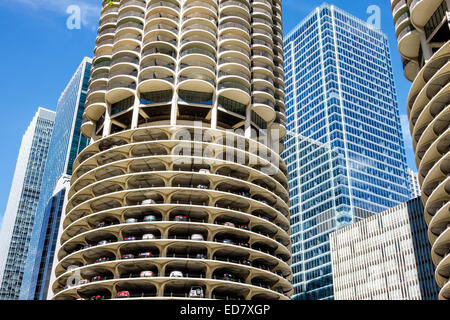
(138, 69, 175, 94)
(217, 80, 251, 106)
(397, 23, 421, 59)
(408, 41, 450, 117)
(252, 96, 276, 123)
(219, 0, 251, 19)
(410, 0, 444, 30)
(147, 0, 181, 18)
(106, 77, 137, 105)
(402, 57, 420, 82)
(183, 0, 218, 22)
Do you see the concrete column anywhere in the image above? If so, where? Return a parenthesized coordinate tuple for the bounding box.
(420, 33, 433, 61)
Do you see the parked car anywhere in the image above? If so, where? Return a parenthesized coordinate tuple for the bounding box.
(138, 252, 152, 258)
(121, 254, 135, 260)
(77, 279, 89, 285)
(142, 233, 156, 240)
(224, 222, 235, 228)
(223, 239, 234, 245)
(199, 169, 210, 174)
(140, 271, 154, 278)
(116, 291, 130, 298)
(124, 236, 136, 241)
(95, 257, 111, 263)
(222, 273, 235, 281)
(90, 295, 104, 300)
(241, 259, 252, 266)
(96, 221, 106, 228)
(189, 286, 204, 298)
(237, 225, 249, 230)
(83, 244, 93, 250)
(97, 240, 111, 246)
(238, 242, 250, 248)
(174, 215, 188, 222)
(91, 276, 104, 282)
(195, 253, 207, 259)
(170, 271, 183, 278)
(190, 234, 204, 241)
(125, 218, 138, 224)
(196, 184, 209, 189)
(141, 199, 155, 205)
(143, 215, 157, 222)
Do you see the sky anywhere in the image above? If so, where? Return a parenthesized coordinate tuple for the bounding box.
(0, 0, 416, 224)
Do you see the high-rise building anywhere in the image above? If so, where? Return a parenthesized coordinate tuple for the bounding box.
(19, 57, 92, 300)
(408, 169, 421, 199)
(0, 108, 55, 300)
(330, 197, 440, 300)
(390, 0, 450, 300)
(49, 0, 293, 300)
(283, 4, 411, 300)
(27, 176, 70, 301)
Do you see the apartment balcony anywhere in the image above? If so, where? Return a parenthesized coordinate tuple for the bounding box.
(183, 0, 218, 21)
(146, 0, 181, 17)
(396, 20, 421, 59)
(410, 0, 444, 30)
(219, 0, 251, 17)
(144, 20, 179, 39)
(252, 95, 276, 123)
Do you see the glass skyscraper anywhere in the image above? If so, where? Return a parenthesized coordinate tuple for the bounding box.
(282, 4, 412, 300)
(0, 108, 55, 300)
(19, 57, 92, 300)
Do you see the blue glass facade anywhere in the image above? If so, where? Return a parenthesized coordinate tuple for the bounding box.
(282, 4, 412, 300)
(19, 58, 92, 300)
(31, 181, 67, 300)
(0, 108, 55, 300)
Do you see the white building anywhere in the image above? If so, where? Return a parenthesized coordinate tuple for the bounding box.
(408, 169, 421, 199)
(0, 108, 55, 300)
(330, 198, 440, 300)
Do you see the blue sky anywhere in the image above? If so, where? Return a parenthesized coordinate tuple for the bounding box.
(0, 0, 416, 224)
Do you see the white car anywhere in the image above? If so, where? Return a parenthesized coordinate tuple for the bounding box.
(125, 218, 138, 224)
(224, 222, 235, 228)
(170, 271, 183, 278)
(191, 234, 204, 241)
(142, 234, 156, 240)
(199, 169, 210, 174)
(140, 271, 154, 278)
(189, 286, 204, 298)
(141, 199, 155, 205)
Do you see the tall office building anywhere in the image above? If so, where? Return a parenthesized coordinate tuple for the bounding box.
(19, 58, 92, 300)
(0, 108, 55, 300)
(283, 4, 411, 300)
(50, 0, 293, 300)
(408, 169, 421, 199)
(330, 197, 440, 300)
(390, 0, 450, 300)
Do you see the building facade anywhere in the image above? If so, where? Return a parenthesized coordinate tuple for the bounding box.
(28, 176, 70, 301)
(330, 197, 440, 300)
(19, 57, 92, 300)
(0, 108, 55, 300)
(390, 0, 450, 300)
(283, 4, 411, 300)
(50, 0, 293, 300)
(408, 169, 421, 199)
